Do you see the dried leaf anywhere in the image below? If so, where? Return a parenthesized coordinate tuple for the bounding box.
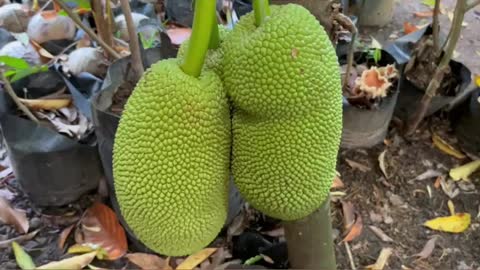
(37, 251, 98, 269)
(58, 224, 75, 249)
(449, 160, 480, 181)
(369, 226, 393, 242)
(345, 159, 371, 172)
(412, 169, 443, 182)
(414, 11, 434, 17)
(12, 241, 36, 269)
(227, 213, 246, 242)
(30, 40, 55, 59)
(378, 150, 388, 178)
(0, 187, 15, 200)
(432, 133, 466, 159)
(414, 236, 438, 259)
(365, 248, 393, 270)
(342, 201, 356, 230)
(165, 28, 192, 45)
(404, 22, 419, 34)
(331, 175, 345, 189)
(475, 75, 480, 87)
(434, 176, 441, 189)
(76, 202, 127, 260)
(342, 215, 363, 242)
(261, 227, 285, 238)
(0, 230, 40, 248)
(440, 178, 460, 199)
(19, 98, 71, 110)
(424, 213, 471, 233)
(176, 248, 217, 270)
(125, 253, 167, 270)
(0, 197, 29, 234)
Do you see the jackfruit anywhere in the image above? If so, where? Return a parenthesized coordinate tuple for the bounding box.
(112, 58, 231, 256)
(177, 25, 230, 74)
(221, 4, 343, 220)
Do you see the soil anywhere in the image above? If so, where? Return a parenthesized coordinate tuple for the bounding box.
(110, 80, 136, 116)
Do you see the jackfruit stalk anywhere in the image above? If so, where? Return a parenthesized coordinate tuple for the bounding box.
(221, 3, 343, 221)
(112, 0, 230, 256)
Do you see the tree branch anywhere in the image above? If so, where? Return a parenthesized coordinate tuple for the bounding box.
(119, 0, 144, 82)
(432, 0, 441, 53)
(466, 0, 480, 10)
(53, 0, 121, 60)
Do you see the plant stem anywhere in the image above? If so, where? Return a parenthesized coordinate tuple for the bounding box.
(209, 18, 220, 50)
(466, 0, 480, 10)
(405, 0, 467, 136)
(335, 13, 358, 91)
(432, 0, 441, 53)
(284, 198, 336, 270)
(253, 0, 271, 27)
(53, 0, 121, 60)
(91, 0, 114, 52)
(180, 0, 216, 78)
(0, 73, 38, 123)
(119, 0, 144, 82)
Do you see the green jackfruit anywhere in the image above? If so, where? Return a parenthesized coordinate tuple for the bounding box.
(221, 4, 342, 221)
(112, 58, 231, 256)
(177, 25, 230, 74)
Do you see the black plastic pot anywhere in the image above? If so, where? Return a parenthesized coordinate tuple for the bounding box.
(338, 50, 402, 149)
(384, 25, 473, 120)
(91, 46, 244, 252)
(0, 70, 103, 207)
(450, 88, 480, 155)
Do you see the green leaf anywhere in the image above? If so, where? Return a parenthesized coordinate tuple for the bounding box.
(10, 65, 48, 83)
(12, 242, 36, 270)
(422, 0, 435, 8)
(0, 56, 29, 69)
(65, 0, 91, 10)
(373, 48, 382, 64)
(58, 10, 68, 16)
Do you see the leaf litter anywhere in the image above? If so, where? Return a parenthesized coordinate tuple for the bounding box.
(0, 197, 29, 234)
(414, 236, 439, 260)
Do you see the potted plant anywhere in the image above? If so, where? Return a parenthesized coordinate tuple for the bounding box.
(338, 45, 402, 148)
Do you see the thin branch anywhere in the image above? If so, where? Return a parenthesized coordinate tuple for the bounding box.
(432, 0, 441, 53)
(52, 0, 121, 60)
(1, 72, 38, 123)
(466, 0, 480, 10)
(335, 13, 358, 91)
(119, 0, 144, 81)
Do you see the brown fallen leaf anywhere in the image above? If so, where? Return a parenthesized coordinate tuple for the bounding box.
(434, 176, 442, 189)
(342, 214, 363, 242)
(414, 10, 434, 17)
(125, 253, 167, 270)
(345, 159, 371, 172)
(378, 150, 388, 178)
(19, 98, 71, 111)
(432, 133, 466, 159)
(331, 174, 345, 189)
(37, 251, 97, 269)
(176, 248, 217, 270)
(0, 197, 29, 234)
(0, 229, 40, 248)
(369, 226, 393, 242)
(365, 248, 393, 270)
(58, 224, 75, 250)
(404, 22, 419, 34)
(75, 201, 127, 260)
(166, 28, 192, 45)
(414, 236, 438, 259)
(342, 201, 356, 231)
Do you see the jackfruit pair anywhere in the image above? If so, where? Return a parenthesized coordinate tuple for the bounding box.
(113, 2, 342, 257)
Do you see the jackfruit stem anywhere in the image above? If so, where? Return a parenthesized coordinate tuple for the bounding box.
(209, 20, 220, 49)
(253, 0, 271, 27)
(180, 0, 216, 77)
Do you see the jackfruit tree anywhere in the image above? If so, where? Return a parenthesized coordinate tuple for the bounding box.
(112, 0, 231, 256)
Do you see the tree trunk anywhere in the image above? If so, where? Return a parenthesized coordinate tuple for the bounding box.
(270, 0, 334, 34)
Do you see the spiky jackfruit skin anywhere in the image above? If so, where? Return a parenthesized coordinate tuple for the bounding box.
(112, 58, 231, 256)
(221, 4, 342, 220)
(177, 25, 229, 74)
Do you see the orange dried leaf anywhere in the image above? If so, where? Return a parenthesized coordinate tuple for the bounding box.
(404, 22, 419, 34)
(0, 197, 29, 234)
(125, 253, 167, 270)
(76, 202, 127, 260)
(342, 215, 363, 242)
(40, 10, 58, 20)
(176, 248, 217, 270)
(424, 213, 471, 233)
(166, 28, 192, 45)
(19, 98, 71, 111)
(58, 224, 74, 249)
(331, 175, 345, 189)
(414, 11, 434, 17)
(434, 176, 441, 189)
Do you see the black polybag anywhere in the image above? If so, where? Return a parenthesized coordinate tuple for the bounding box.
(450, 88, 480, 155)
(0, 67, 103, 207)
